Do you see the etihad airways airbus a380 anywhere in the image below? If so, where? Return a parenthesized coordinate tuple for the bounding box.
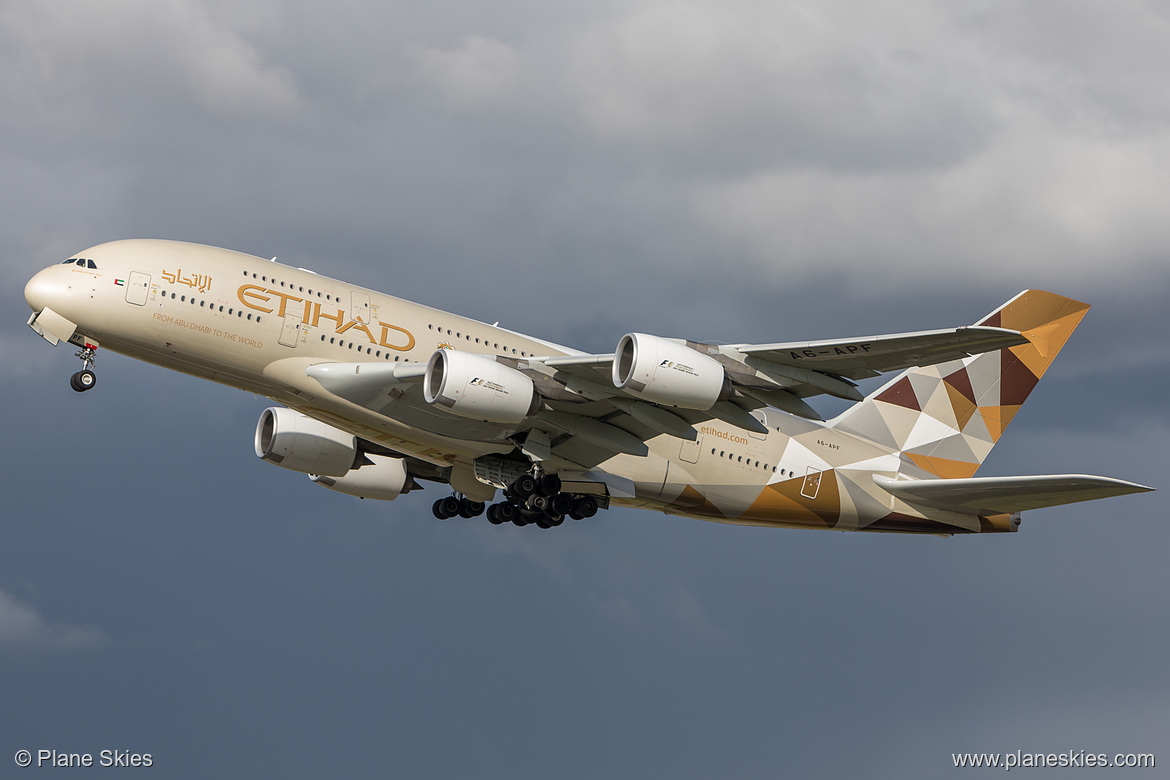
(25, 239, 1151, 533)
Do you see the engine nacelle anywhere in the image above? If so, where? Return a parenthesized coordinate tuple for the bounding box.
(309, 454, 411, 500)
(254, 407, 358, 477)
(423, 349, 539, 424)
(612, 333, 728, 410)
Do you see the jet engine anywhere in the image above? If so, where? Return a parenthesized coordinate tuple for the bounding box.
(423, 349, 539, 424)
(309, 454, 411, 500)
(612, 333, 729, 410)
(254, 407, 358, 477)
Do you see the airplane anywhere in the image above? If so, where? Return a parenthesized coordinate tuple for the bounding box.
(24, 239, 1152, 534)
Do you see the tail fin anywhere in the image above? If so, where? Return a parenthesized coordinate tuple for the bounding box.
(830, 290, 1090, 478)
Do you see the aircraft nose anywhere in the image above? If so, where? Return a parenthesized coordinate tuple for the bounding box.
(25, 267, 57, 313)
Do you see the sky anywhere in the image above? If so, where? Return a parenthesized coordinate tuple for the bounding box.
(1, 1, 1167, 776)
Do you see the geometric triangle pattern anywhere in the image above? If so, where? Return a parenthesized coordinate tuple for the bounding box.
(833, 290, 1090, 478)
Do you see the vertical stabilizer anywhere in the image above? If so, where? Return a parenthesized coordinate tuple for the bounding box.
(829, 290, 1090, 478)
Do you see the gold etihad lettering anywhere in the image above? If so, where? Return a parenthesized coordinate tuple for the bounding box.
(236, 284, 416, 351)
(163, 268, 213, 293)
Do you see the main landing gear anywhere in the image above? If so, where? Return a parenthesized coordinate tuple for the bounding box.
(69, 345, 97, 392)
(433, 472, 601, 530)
(431, 495, 486, 520)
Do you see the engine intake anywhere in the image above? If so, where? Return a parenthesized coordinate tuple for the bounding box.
(309, 454, 411, 500)
(254, 407, 358, 477)
(423, 349, 539, 424)
(613, 333, 728, 410)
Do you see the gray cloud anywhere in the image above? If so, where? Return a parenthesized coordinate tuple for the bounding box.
(0, 590, 106, 651)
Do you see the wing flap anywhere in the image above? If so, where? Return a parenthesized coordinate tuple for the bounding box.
(873, 474, 1154, 515)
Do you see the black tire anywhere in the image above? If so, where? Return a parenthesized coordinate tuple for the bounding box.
(535, 518, 552, 529)
(486, 504, 504, 525)
(496, 502, 519, 523)
(71, 371, 96, 392)
(439, 496, 461, 518)
(568, 510, 584, 521)
(550, 493, 574, 515)
(510, 475, 537, 499)
(537, 473, 562, 497)
(432, 500, 448, 520)
(547, 514, 565, 527)
(464, 500, 485, 518)
(573, 495, 599, 519)
(527, 494, 550, 513)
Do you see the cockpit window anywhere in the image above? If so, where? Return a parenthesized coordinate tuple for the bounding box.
(86, 259, 97, 269)
(61, 258, 97, 268)
(61, 258, 76, 265)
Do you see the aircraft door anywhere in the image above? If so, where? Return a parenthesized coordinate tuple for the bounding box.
(801, 467, 823, 499)
(679, 433, 702, 464)
(126, 272, 151, 306)
(278, 314, 303, 348)
(351, 292, 371, 323)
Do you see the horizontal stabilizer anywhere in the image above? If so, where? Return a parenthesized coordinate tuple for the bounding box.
(873, 474, 1154, 515)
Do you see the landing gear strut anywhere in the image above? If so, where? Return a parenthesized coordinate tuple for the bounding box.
(70, 345, 97, 392)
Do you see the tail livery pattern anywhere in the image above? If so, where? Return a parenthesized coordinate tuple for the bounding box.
(831, 290, 1090, 479)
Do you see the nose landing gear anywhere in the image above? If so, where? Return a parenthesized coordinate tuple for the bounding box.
(69, 345, 97, 392)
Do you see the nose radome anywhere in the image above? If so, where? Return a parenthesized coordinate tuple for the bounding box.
(24, 267, 55, 313)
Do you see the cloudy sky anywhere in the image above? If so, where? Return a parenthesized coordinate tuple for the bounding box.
(2, 1, 1167, 776)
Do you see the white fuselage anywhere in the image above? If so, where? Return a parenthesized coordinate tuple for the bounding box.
(25, 239, 1016, 534)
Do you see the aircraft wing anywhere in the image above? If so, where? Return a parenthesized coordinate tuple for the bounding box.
(295, 323, 1031, 457)
(727, 325, 1029, 380)
(873, 474, 1155, 515)
(537, 325, 1026, 403)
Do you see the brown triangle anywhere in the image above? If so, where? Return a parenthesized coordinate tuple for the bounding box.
(945, 381, 978, 430)
(944, 367, 977, 404)
(999, 350, 1039, 406)
(906, 453, 980, 479)
(876, 376, 920, 411)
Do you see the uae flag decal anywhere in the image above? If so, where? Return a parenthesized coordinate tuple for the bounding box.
(114, 279, 125, 286)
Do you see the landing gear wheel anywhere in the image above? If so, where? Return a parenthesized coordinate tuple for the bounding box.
(509, 475, 538, 500)
(537, 474, 562, 497)
(495, 503, 518, 524)
(431, 495, 462, 519)
(572, 495, 599, 519)
(550, 493, 574, 516)
(70, 369, 96, 392)
(486, 504, 505, 525)
(458, 498, 485, 518)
